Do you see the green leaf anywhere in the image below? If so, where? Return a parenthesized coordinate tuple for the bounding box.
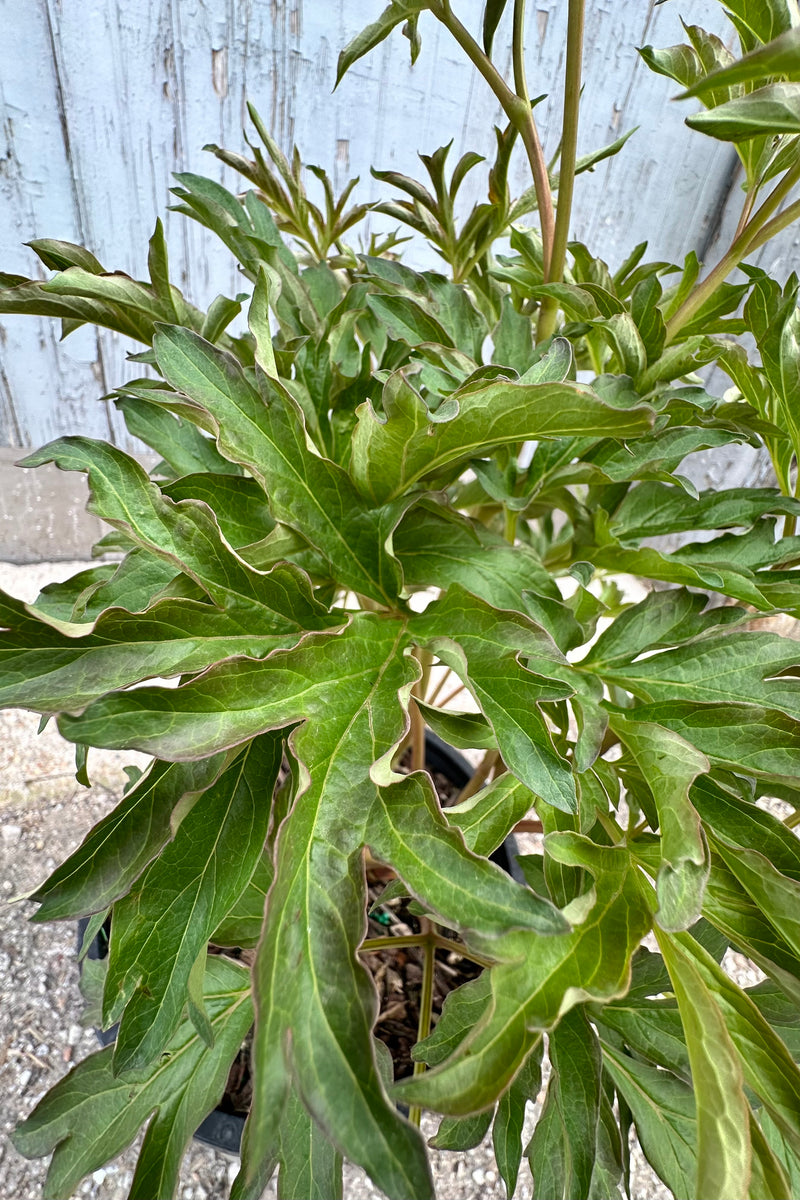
(492, 1046, 542, 1199)
(630, 275, 666, 364)
(78, 551, 186, 623)
(201, 293, 244, 343)
(412, 971, 493, 1068)
(395, 503, 579, 648)
(115, 393, 240, 478)
(396, 836, 650, 1115)
(0, 594, 311, 713)
(415, 699, 496, 752)
(447, 773, 536, 857)
(722, 0, 793, 50)
(656, 929, 751, 1200)
(601, 1042, 697, 1200)
(620, 702, 800, 783)
(600, 313, 647, 381)
(527, 1007, 601, 1200)
(366, 772, 567, 936)
(669, 930, 800, 1165)
(492, 296, 534, 373)
(598, 996, 690, 1079)
(429, 1109, 493, 1151)
(411, 587, 578, 813)
(162, 473, 273, 549)
(687, 82, 800, 141)
(249, 267, 278, 376)
(277, 1087, 343, 1200)
(552, 129, 638, 190)
(152, 325, 403, 605)
(31, 754, 230, 922)
(29, 564, 117, 625)
(336, 1, 430, 86)
(748, 1113, 793, 1200)
(104, 734, 283, 1071)
(147, 219, 179, 319)
(351, 347, 653, 503)
(12, 955, 253, 1200)
(211, 845, 272, 949)
(598, 630, 800, 722)
(680, 28, 800, 100)
(366, 293, 455, 348)
(582, 589, 743, 671)
(711, 832, 800, 965)
(483, 0, 510, 56)
(232, 617, 434, 1200)
(608, 483, 800, 540)
(762, 1110, 800, 1199)
(19, 438, 329, 625)
(611, 717, 709, 931)
(638, 42, 703, 90)
(691, 775, 800, 881)
(703, 858, 800, 1005)
(58, 614, 402, 759)
(587, 539, 771, 609)
(27, 238, 104, 274)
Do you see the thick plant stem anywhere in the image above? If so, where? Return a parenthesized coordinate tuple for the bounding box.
(428, 0, 554, 279)
(666, 158, 800, 342)
(537, 0, 585, 342)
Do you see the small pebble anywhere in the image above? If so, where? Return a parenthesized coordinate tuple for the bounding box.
(67, 1024, 83, 1046)
(1, 825, 21, 844)
(227, 1162, 239, 1188)
(18, 1069, 31, 1090)
(472, 1167, 486, 1185)
(92, 1168, 107, 1185)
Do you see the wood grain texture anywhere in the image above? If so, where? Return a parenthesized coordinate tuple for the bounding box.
(0, 0, 791, 459)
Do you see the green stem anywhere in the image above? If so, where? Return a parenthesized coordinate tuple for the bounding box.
(504, 505, 519, 543)
(537, 0, 585, 342)
(428, 0, 554, 280)
(408, 919, 436, 1127)
(666, 158, 800, 343)
(785, 468, 800, 538)
(743, 197, 800, 259)
(360, 932, 495, 970)
(512, 0, 555, 282)
(733, 183, 757, 241)
(410, 697, 426, 772)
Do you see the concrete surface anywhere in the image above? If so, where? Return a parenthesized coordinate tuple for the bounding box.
(0, 452, 106, 564)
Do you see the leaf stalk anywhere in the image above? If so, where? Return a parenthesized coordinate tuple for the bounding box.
(537, 0, 585, 341)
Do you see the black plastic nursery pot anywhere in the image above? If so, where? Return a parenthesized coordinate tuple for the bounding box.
(77, 731, 519, 1156)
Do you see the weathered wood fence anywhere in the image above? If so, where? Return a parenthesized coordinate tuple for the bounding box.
(1, 0, 796, 460)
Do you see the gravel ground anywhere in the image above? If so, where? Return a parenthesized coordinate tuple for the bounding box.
(0, 562, 669, 1200)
